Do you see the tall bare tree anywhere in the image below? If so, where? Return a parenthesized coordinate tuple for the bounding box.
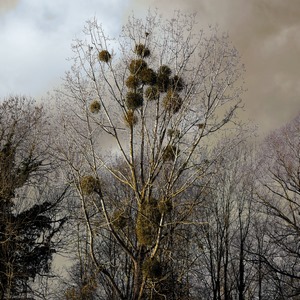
(254, 113, 300, 298)
(189, 139, 256, 300)
(55, 11, 245, 300)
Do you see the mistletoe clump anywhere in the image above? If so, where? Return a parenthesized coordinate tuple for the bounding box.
(129, 59, 148, 75)
(126, 92, 143, 110)
(162, 145, 179, 162)
(98, 50, 111, 63)
(170, 75, 185, 92)
(89, 100, 101, 113)
(156, 65, 172, 92)
(142, 258, 163, 279)
(163, 90, 183, 113)
(111, 210, 128, 229)
(136, 198, 161, 246)
(167, 128, 180, 138)
(79, 175, 101, 195)
(124, 110, 138, 127)
(140, 68, 157, 85)
(158, 65, 172, 77)
(125, 75, 141, 89)
(158, 198, 173, 214)
(145, 86, 160, 101)
(134, 43, 151, 58)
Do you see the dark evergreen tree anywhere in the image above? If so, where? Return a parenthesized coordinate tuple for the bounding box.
(0, 96, 67, 299)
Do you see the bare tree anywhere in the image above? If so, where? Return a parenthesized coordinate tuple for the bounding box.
(189, 139, 257, 300)
(55, 11, 245, 300)
(255, 113, 300, 298)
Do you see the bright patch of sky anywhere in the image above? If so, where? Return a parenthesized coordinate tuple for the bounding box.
(0, 0, 129, 98)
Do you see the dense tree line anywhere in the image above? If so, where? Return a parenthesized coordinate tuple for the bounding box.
(1, 11, 300, 300)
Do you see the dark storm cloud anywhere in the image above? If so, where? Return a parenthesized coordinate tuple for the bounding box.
(129, 0, 300, 134)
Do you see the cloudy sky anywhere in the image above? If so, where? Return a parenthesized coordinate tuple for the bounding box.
(0, 0, 299, 135)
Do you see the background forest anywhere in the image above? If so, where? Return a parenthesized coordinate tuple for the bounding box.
(0, 11, 300, 300)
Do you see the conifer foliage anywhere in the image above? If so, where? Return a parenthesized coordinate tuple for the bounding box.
(0, 97, 66, 299)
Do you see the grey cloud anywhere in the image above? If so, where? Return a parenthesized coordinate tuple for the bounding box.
(1, 0, 299, 135)
(0, 0, 129, 98)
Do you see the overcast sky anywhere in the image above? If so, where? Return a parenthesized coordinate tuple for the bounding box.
(1, 0, 299, 135)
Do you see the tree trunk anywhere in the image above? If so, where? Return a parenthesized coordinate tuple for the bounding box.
(132, 247, 145, 300)
(238, 240, 245, 300)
